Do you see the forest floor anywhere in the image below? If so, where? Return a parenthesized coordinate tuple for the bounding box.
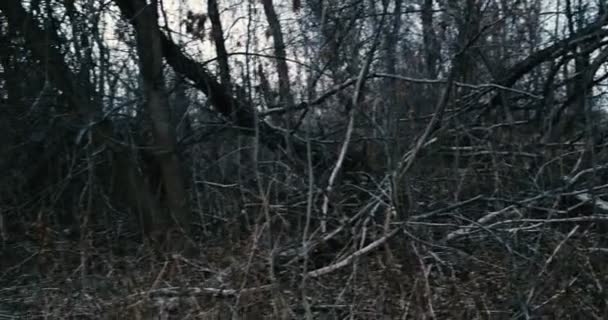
(1, 222, 607, 319)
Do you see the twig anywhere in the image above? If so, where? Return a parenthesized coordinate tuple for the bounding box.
(445, 205, 518, 241)
(409, 195, 483, 221)
(321, 14, 382, 232)
(397, 66, 455, 180)
(374, 72, 543, 99)
(412, 243, 436, 319)
(526, 225, 579, 306)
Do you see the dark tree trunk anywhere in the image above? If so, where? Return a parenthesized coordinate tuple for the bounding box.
(261, 0, 294, 108)
(117, 0, 191, 238)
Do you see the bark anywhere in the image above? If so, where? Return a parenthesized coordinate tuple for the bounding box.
(385, 0, 402, 78)
(261, 0, 294, 108)
(452, 0, 481, 84)
(261, 0, 297, 161)
(380, 0, 402, 166)
(117, 0, 191, 235)
(421, 0, 439, 78)
(207, 0, 231, 88)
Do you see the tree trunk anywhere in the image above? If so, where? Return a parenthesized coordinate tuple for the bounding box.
(261, 0, 294, 108)
(208, 0, 231, 89)
(122, 0, 191, 237)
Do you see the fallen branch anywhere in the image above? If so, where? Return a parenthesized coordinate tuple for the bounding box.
(573, 192, 608, 211)
(129, 284, 274, 298)
(307, 228, 400, 278)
